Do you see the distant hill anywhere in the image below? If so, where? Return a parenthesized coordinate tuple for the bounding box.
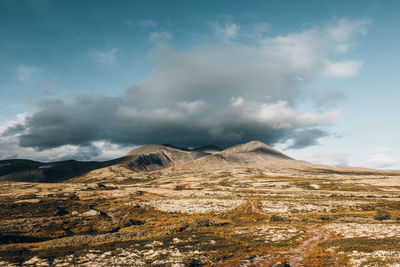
(0, 158, 127, 183)
(3, 140, 397, 183)
(0, 141, 292, 182)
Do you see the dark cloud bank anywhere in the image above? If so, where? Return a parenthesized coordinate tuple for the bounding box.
(2, 18, 368, 157)
(8, 95, 332, 150)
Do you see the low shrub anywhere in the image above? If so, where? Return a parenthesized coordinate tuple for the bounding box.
(193, 218, 229, 227)
(269, 214, 290, 222)
(374, 208, 391, 221)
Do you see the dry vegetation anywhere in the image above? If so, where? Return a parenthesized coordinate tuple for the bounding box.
(1, 143, 400, 266)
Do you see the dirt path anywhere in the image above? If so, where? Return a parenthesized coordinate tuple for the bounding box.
(243, 200, 341, 267)
(249, 199, 270, 216)
(285, 225, 338, 266)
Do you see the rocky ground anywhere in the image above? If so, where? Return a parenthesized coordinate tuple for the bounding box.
(1, 164, 400, 266)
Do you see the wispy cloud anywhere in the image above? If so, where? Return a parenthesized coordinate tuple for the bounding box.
(287, 150, 350, 167)
(177, 100, 208, 115)
(148, 31, 173, 43)
(230, 96, 244, 107)
(90, 47, 119, 65)
(138, 19, 157, 27)
(16, 65, 40, 83)
(208, 16, 239, 42)
(324, 60, 363, 78)
(126, 19, 157, 28)
(358, 147, 400, 169)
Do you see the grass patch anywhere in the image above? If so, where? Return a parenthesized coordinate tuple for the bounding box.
(320, 237, 400, 252)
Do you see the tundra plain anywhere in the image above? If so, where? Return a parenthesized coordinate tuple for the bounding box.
(1, 141, 400, 266)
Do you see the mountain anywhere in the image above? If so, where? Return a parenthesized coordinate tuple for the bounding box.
(3, 140, 396, 183)
(220, 140, 293, 164)
(221, 140, 291, 158)
(0, 141, 292, 182)
(0, 158, 127, 183)
(122, 144, 208, 172)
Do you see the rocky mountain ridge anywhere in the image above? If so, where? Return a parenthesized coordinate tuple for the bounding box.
(0, 141, 293, 182)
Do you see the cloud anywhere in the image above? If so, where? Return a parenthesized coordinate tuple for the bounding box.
(260, 18, 368, 76)
(325, 18, 369, 42)
(323, 60, 362, 78)
(137, 19, 157, 27)
(2, 18, 369, 159)
(90, 48, 119, 64)
(208, 17, 239, 41)
(0, 113, 28, 135)
(16, 65, 40, 83)
(148, 31, 173, 43)
(255, 101, 339, 129)
(251, 22, 270, 37)
(288, 151, 349, 167)
(177, 100, 208, 115)
(127, 19, 157, 28)
(2, 96, 336, 150)
(358, 147, 400, 169)
(231, 96, 244, 107)
(286, 129, 329, 149)
(312, 91, 346, 109)
(10, 97, 122, 149)
(0, 126, 131, 162)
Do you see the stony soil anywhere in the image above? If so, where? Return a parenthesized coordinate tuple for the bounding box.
(1, 162, 400, 266)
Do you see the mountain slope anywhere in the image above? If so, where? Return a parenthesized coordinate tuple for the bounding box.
(121, 144, 209, 172)
(221, 140, 292, 159)
(0, 158, 125, 183)
(6, 140, 390, 184)
(0, 143, 216, 182)
(0, 141, 295, 182)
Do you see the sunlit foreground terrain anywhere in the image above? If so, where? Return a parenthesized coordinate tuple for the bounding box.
(1, 141, 400, 266)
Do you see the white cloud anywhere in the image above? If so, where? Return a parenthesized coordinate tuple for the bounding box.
(177, 100, 208, 115)
(251, 22, 270, 37)
(0, 115, 132, 161)
(130, 18, 368, 106)
(287, 150, 350, 167)
(16, 65, 40, 83)
(260, 18, 367, 75)
(358, 147, 400, 169)
(336, 44, 350, 53)
(148, 31, 173, 43)
(208, 18, 239, 41)
(3, 17, 370, 159)
(137, 19, 157, 27)
(90, 47, 119, 65)
(231, 96, 244, 107)
(255, 101, 338, 129)
(323, 60, 363, 78)
(0, 113, 27, 134)
(325, 18, 369, 42)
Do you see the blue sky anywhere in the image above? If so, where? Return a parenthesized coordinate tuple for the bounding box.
(0, 0, 400, 169)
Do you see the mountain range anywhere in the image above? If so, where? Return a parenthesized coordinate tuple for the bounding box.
(0, 140, 397, 183)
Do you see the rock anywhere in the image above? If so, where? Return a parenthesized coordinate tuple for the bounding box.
(81, 209, 100, 216)
(145, 240, 163, 247)
(172, 237, 181, 243)
(23, 256, 49, 266)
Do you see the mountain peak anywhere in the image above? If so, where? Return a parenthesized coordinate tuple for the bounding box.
(124, 144, 178, 156)
(221, 140, 292, 159)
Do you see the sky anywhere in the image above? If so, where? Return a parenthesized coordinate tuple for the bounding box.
(0, 0, 400, 169)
